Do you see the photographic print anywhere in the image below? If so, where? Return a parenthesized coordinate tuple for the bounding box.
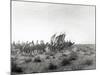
(11, 0, 96, 74)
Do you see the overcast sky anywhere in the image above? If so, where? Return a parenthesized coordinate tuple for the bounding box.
(12, 1, 95, 44)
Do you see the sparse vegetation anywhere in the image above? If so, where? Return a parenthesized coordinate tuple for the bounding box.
(69, 51, 78, 61)
(11, 33, 95, 73)
(34, 57, 42, 63)
(61, 58, 71, 66)
(81, 59, 93, 66)
(48, 63, 58, 70)
(25, 58, 32, 63)
(11, 61, 23, 73)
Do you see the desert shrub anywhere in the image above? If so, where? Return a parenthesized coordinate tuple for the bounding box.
(82, 59, 93, 66)
(69, 52, 78, 61)
(34, 57, 42, 63)
(48, 63, 58, 70)
(11, 61, 23, 73)
(62, 53, 68, 57)
(25, 58, 32, 63)
(61, 58, 71, 66)
(46, 56, 50, 59)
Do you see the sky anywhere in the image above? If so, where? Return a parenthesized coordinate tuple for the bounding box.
(12, 1, 95, 44)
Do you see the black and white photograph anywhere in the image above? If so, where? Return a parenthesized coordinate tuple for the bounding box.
(11, 0, 96, 74)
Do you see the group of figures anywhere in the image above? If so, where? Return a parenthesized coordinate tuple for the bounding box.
(11, 33, 75, 57)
